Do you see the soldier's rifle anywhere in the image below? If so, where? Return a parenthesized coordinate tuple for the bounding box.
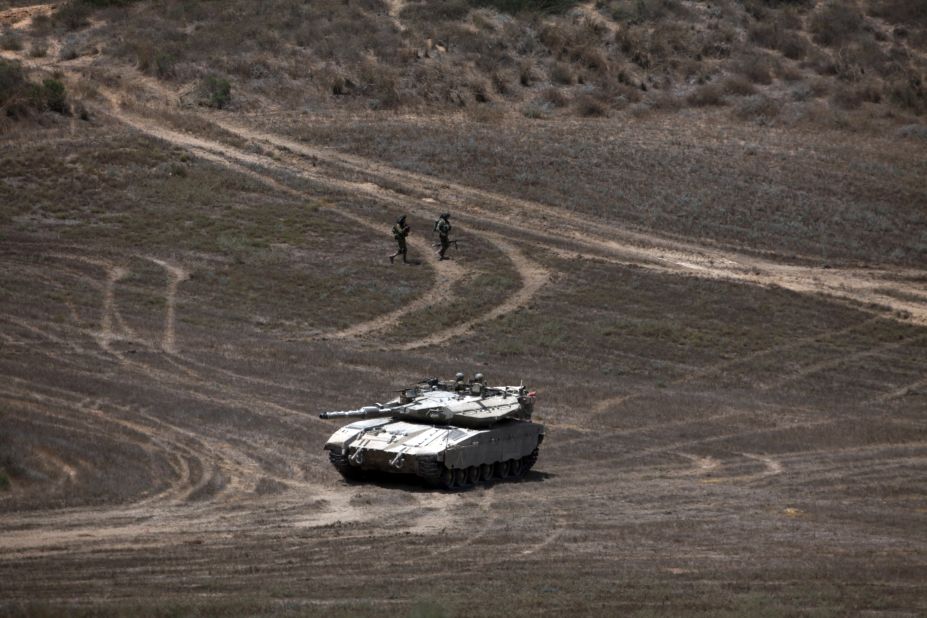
(431, 239, 463, 249)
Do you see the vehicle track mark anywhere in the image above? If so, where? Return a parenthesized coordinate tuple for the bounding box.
(144, 257, 189, 353)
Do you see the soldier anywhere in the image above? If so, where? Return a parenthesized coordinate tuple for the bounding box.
(453, 372, 467, 392)
(470, 372, 485, 396)
(433, 212, 452, 260)
(389, 215, 411, 264)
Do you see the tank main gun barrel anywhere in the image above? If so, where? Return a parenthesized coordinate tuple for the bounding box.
(319, 405, 393, 420)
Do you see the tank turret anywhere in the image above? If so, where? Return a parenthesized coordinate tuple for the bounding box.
(319, 375, 544, 489)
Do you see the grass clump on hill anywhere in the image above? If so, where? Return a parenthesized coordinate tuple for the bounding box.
(0, 59, 70, 119)
(0, 468, 9, 491)
(201, 75, 232, 109)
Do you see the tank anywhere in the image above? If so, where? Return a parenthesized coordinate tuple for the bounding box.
(319, 375, 544, 489)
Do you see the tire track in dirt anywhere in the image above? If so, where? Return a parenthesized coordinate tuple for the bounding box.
(398, 236, 549, 350)
(92, 89, 548, 349)
(588, 314, 891, 419)
(209, 118, 927, 327)
(31, 252, 329, 430)
(0, 382, 357, 554)
(872, 375, 927, 403)
(144, 257, 189, 353)
(761, 334, 927, 391)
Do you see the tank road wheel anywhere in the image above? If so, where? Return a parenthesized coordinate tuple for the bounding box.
(466, 466, 480, 485)
(454, 468, 470, 489)
(521, 448, 540, 474)
(510, 458, 525, 479)
(440, 466, 455, 490)
(418, 460, 443, 487)
(329, 451, 364, 481)
(479, 463, 494, 482)
(496, 460, 511, 479)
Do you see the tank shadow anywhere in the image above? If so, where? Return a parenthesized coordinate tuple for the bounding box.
(340, 468, 554, 492)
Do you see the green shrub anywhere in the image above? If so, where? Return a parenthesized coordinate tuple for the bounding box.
(0, 61, 69, 117)
(0, 469, 9, 491)
(202, 75, 231, 109)
(42, 78, 68, 114)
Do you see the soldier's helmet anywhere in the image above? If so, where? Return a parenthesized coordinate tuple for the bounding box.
(474, 372, 485, 383)
(398, 215, 407, 224)
(441, 212, 450, 220)
(455, 372, 465, 382)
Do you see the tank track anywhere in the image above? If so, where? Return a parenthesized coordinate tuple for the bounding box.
(328, 451, 365, 480)
(330, 449, 540, 490)
(436, 448, 540, 490)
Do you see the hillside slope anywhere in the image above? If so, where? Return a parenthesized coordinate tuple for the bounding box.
(2, 0, 926, 126)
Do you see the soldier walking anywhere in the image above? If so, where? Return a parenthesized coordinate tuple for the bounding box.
(389, 215, 411, 264)
(434, 212, 452, 260)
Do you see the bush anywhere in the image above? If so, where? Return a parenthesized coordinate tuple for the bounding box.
(686, 82, 726, 106)
(868, 0, 927, 26)
(470, 0, 580, 14)
(42, 78, 68, 114)
(541, 86, 570, 107)
(135, 44, 178, 79)
(721, 75, 757, 96)
(55, 0, 139, 30)
(0, 469, 9, 491)
(550, 61, 575, 85)
(896, 124, 927, 140)
(29, 41, 49, 58)
(749, 22, 808, 60)
(810, 0, 864, 47)
(0, 59, 66, 117)
(608, 0, 686, 23)
(734, 94, 781, 122)
(54, 2, 92, 30)
(888, 74, 926, 114)
(736, 54, 774, 85)
(0, 59, 26, 105)
(0, 31, 23, 51)
(574, 93, 609, 116)
(201, 75, 231, 109)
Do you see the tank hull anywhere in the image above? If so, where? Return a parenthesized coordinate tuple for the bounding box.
(323, 418, 544, 489)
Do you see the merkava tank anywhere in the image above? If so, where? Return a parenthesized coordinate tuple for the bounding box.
(319, 374, 543, 489)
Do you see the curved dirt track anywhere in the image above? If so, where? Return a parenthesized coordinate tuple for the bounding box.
(2, 13, 927, 614)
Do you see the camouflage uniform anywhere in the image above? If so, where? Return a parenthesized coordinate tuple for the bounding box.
(390, 216, 411, 264)
(434, 213, 452, 260)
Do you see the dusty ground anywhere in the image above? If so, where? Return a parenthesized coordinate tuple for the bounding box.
(2, 5, 927, 616)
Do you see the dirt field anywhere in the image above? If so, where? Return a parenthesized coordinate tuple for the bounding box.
(2, 4, 927, 616)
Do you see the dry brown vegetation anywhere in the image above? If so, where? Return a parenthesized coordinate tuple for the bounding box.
(3, 0, 919, 127)
(1, 0, 927, 616)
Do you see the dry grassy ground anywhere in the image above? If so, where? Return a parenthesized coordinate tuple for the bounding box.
(2, 2, 927, 616)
